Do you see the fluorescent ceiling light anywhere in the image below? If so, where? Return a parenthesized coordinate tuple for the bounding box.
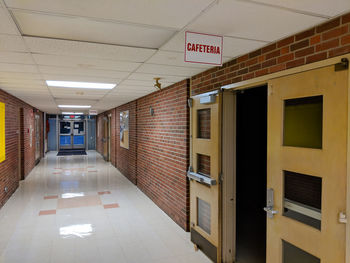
(62, 112, 84, 115)
(46, 80, 116, 89)
(58, 105, 91, 108)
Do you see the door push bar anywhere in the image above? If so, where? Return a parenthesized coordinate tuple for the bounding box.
(187, 166, 217, 186)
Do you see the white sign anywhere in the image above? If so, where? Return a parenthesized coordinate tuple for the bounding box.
(89, 110, 97, 115)
(185, 31, 223, 66)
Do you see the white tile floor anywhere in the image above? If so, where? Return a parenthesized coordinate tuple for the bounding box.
(0, 151, 211, 263)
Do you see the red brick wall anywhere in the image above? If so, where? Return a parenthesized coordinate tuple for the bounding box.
(97, 80, 190, 230)
(115, 101, 137, 184)
(191, 13, 350, 96)
(136, 80, 190, 230)
(0, 89, 42, 208)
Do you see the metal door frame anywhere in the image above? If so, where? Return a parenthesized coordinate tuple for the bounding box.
(59, 120, 86, 150)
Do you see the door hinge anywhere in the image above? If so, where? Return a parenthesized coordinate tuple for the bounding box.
(335, 58, 349, 71)
(188, 98, 193, 108)
(219, 172, 223, 183)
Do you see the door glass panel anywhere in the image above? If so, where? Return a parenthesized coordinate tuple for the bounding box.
(60, 122, 71, 134)
(197, 198, 211, 234)
(283, 171, 322, 230)
(283, 240, 320, 263)
(73, 135, 84, 145)
(73, 122, 84, 135)
(197, 109, 210, 139)
(283, 96, 323, 149)
(197, 154, 210, 177)
(60, 136, 71, 146)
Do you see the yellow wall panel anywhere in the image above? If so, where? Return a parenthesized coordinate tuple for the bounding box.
(0, 102, 5, 163)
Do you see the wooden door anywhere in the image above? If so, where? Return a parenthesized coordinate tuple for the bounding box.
(103, 117, 108, 160)
(267, 65, 348, 262)
(189, 91, 222, 263)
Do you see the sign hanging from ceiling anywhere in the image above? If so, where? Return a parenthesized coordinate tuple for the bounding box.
(89, 110, 98, 116)
(185, 31, 223, 66)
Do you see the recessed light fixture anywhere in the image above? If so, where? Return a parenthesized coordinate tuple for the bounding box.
(58, 105, 91, 108)
(62, 112, 84, 115)
(46, 80, 116, 90)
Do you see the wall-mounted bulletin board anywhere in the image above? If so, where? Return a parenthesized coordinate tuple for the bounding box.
(120, 110, 129, 149)
(0, 102, 5, 163)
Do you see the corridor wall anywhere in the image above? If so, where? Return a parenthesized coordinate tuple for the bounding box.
(0, 89, 43, 208)
(97, 80, 190, 230)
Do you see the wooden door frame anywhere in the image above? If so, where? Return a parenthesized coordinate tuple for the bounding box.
(220, 53, 350, 263)
(108, 114, 111, 162)
(221, 90, 236, 262)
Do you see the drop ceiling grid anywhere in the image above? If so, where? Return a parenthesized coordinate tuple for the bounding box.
(12, 10, 177, 49)
(32, 54, 142, 72)
(4, 0, 215, 29)
(0, 0, 350, 113)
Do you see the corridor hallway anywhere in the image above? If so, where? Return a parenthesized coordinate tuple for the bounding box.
(0, 151, 210, 263)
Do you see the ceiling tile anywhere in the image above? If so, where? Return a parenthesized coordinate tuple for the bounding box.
(55, 99, 98, 105)
(0, 63, 38, 73)
(128, 72, 186, 83)
(120, 79, 174, 87)
(50, 87, 110, 96)
(0, 51, 34, 64)
(136, 64, 203, 77)
(0, 8, 20, 35)
(0, 35, 27, 52)
(223, 37, 267, 59)
(246, 0, 350, 17)
(38, 65, 130, 79)
(147, 50, 213, 69)
(188, 0, 325, 42)
(5, 0, 214, 29)
(13, 11, 176, 49)
(0, 72, 41, 80)
(42, 74, 121, 84)
(24, 37, 156, 62)
(0, 79, 45, 85)
(33, 54, 141, 72)
(0, 83, 47, 90)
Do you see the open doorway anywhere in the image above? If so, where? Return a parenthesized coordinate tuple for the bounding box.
(235, 85, 267, 263)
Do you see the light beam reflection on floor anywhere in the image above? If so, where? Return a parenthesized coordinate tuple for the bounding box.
(59, 224, 93, 238)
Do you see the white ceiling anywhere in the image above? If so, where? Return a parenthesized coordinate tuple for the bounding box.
(0, 0, 348, 114)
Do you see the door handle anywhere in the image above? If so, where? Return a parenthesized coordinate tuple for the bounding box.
(264, 206, 278, 218)
(264, 188, 278, 218)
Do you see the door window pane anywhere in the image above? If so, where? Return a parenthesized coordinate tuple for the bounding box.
(73, 122, 84, 135)
(60, 122, 71, 134)
(284, 96, 323, 149)
(197, 109, 210, 139)
(283, 171, 322, 229)
(283, 240, 320, 263)
(197, 154, 210, 177)
(197, 198, 211, 234)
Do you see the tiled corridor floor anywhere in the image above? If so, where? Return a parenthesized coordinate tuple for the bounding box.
(0, 151, 211, 263)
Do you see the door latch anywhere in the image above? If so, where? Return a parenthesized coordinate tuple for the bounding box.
(264, 188, 278, 218)
(339, 212, 347, 224)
